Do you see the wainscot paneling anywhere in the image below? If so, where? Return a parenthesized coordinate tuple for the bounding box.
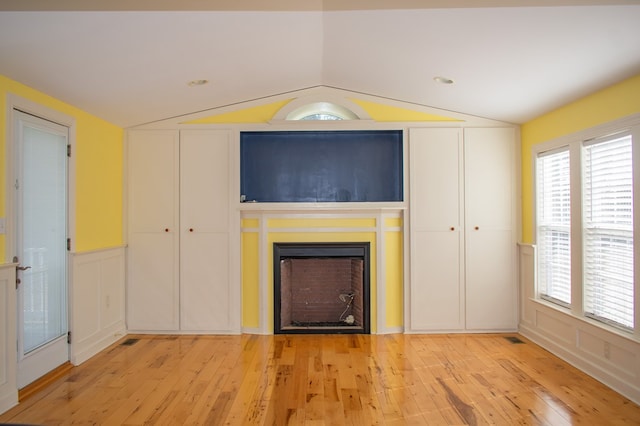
(518, 243, 640, 405)
(71, 247, 126, 365)
(0, 264, 17, 414)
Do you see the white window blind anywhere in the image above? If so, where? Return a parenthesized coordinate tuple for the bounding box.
(536, 148, 571, 305)
(583, 134, 634, 330)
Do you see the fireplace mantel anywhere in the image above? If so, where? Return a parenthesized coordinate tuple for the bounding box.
(240, 208, 405, 335)
(238, 202, 406, 214)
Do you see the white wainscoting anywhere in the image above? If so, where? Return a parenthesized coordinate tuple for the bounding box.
(70, 246, 126, 365)
(518, 243, 640, 405)
(0, 264, 17, 414)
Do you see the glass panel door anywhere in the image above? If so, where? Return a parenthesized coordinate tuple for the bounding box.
(14, 110, 69, 388)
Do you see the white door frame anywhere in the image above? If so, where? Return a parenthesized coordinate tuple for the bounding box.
(5, 94, 77, 382)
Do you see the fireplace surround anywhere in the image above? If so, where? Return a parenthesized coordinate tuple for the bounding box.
(273, 242, 370, 334)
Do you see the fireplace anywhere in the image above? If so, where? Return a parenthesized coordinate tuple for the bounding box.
(273, 242, 370, 334)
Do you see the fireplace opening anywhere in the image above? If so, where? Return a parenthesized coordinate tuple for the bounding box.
(274, 242, 370, 334)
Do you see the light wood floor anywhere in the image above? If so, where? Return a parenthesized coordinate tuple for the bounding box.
(1, 333, 639, 425)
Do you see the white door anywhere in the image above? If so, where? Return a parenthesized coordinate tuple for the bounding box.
(127, 130, 179, 331)
(464, 127, 517, 330)
(13, 110, 70, 388)
(179, 130, 230, 331)
(409, 128, 464, 330)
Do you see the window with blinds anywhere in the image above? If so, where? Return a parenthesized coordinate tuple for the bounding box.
(536, 149, 571, 306)
(583, 134, 634, 330)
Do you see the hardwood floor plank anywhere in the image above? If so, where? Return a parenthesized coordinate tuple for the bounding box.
(1, 333, 639, 425)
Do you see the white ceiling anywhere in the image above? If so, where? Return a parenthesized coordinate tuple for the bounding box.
(1, 1, 639, 127)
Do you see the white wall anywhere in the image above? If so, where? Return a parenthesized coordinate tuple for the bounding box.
(70, 247, 126, 365)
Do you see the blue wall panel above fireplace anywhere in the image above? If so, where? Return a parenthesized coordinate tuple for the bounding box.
(240, 130, 403, 202)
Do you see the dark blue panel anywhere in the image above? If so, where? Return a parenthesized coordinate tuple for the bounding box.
(240, 130, 403, 202)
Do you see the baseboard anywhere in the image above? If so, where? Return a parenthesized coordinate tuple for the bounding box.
(18, 362, 73, 402)
(520, 323, 640, 405)
(71, 323, 126, 365)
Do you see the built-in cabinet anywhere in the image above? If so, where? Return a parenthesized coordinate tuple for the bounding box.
(127, 129, 238, 332)
(408, 127, 517, 331)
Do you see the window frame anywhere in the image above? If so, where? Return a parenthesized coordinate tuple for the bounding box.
(532, 114, 640, 337)
(582, 132, 634, 331)
(535, 146, 572, 307)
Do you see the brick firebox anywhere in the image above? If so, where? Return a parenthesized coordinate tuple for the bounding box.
(273, 242, 370, 334)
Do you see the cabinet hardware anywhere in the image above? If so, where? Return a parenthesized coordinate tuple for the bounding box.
(17, 265, 31, 271)
(475, 226, 479, 230)
(189, 228, 194, 232)
(165, 228, 169, 232)
(450, 227, 455, 231)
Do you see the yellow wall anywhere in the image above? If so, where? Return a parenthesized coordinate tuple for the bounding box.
(384, 218, 403, 328)
(0, 75, 124, 258)
(241, 229, 260, 328)
(521, 74, 640, 243)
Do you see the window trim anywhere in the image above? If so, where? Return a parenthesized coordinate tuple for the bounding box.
(535, 147, 572, 306)
(582, 132, 634, 330)
(531, 113, 640, 337)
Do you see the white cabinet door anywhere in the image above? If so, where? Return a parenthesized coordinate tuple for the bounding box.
(411, 231, 463, 330)
(409, 128, 464, 330)
(464, 127, 517, 330)
(127, 130, 179, 330)
(179, 130, 231, 331)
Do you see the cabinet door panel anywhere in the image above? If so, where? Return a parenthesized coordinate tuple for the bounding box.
(129, 131, 179, 232)
(127, 233, 179, 330)
(409, 128, 463, 331)
(409, 128, 461, 231)
(465, 229, 516, 329)
(180, 232, 230, 331)
(465, 128, 513, 230)
(464, 127, 516, 330)
(127, 130, 179, 331)
(180, 130, 229, 233)
(410, 231, 463, 330)
(180, 130, 232, 331)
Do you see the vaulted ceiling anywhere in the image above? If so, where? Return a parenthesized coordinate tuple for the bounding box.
(1, 0, 639, 128)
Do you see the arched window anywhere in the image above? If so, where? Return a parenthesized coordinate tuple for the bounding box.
(286, 102, 359, 121)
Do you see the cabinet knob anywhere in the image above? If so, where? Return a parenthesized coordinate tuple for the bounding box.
(189, 228, 194, 232)
(450, 227, 455, 231)
(475, 226, 479, 231)
(164, 228, 169, 233)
